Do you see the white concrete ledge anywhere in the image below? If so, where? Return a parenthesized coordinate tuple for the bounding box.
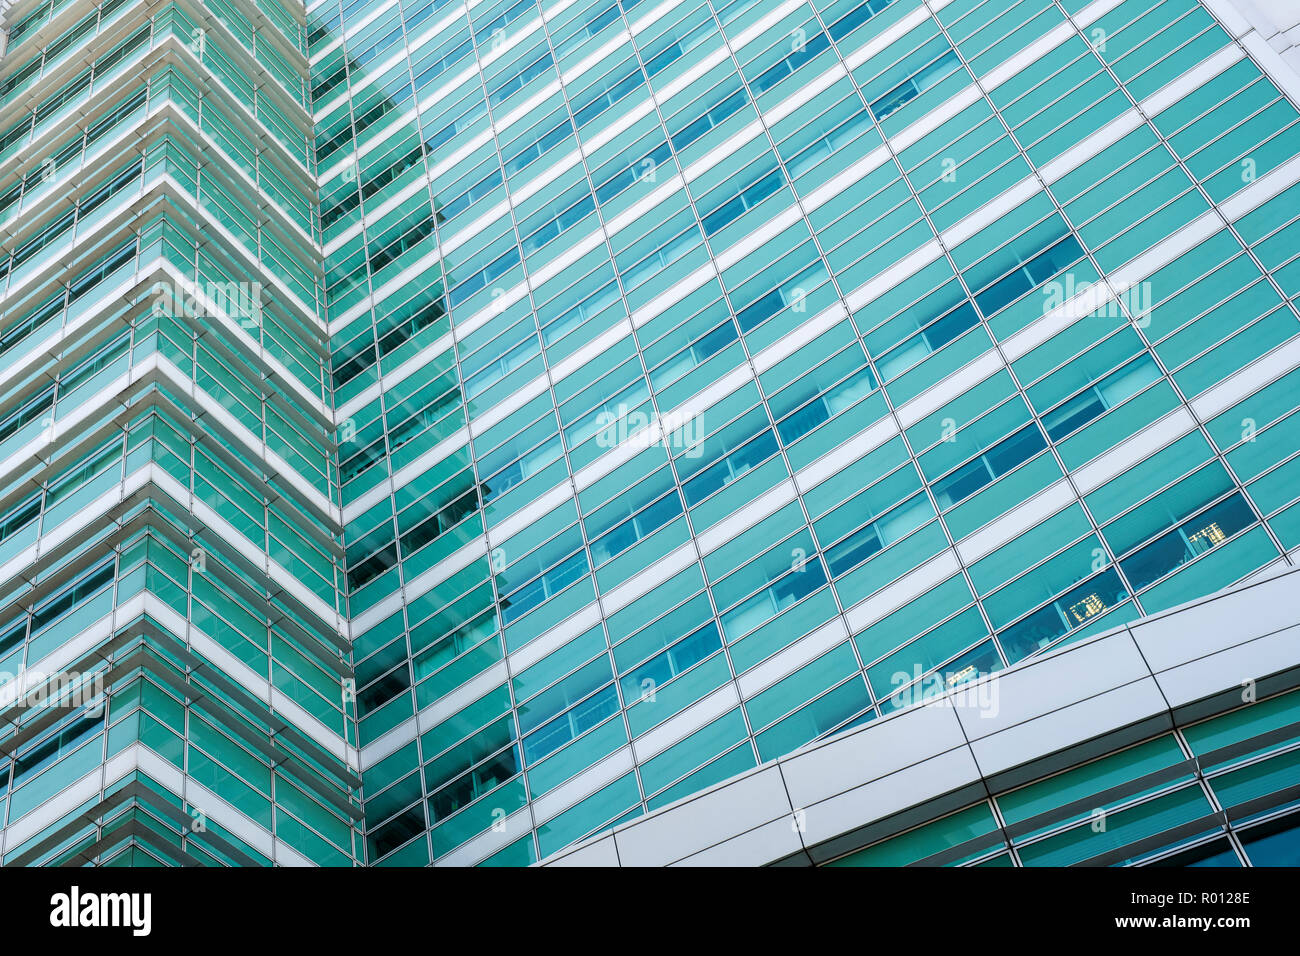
(539, 565, 1300, 866)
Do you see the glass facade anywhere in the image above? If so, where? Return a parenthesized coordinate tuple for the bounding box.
(3, 0, 1300, 866)
(0, 0, 360, 864)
